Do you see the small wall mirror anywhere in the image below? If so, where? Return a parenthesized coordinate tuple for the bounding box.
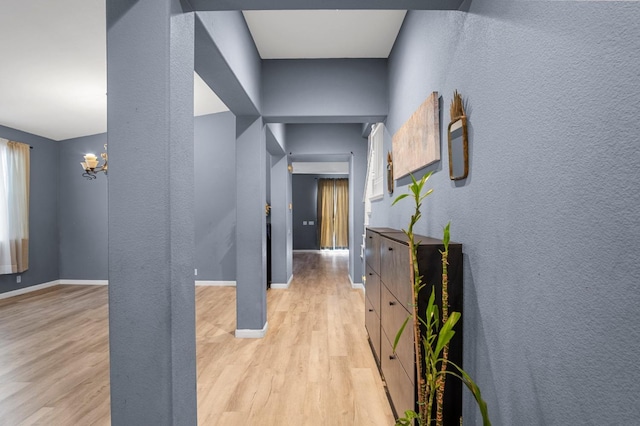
(447, 91, 469, 180)
(447, 117, 468, 180)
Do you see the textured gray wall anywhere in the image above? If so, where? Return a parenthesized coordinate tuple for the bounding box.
(270, 156, 292, 284)
(287, 124, 367, 285)
(0, 125, 59, 293)
(106, 2, 197, 424)
(262, 59, 388, 123)
(195, 112, 236, 281)
(57, 112, 237, 283)
(58, 133, 108, 280)
(195, 11, 261, 115)
(235, 117, 267, 331)
(369, 3, 640, 424)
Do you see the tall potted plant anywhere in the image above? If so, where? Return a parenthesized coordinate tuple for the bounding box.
(392, 172, 490, 426)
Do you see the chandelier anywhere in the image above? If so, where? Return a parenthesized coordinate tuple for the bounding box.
(81, 144, 108, 179)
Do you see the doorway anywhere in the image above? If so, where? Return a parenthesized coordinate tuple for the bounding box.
(317, 178, 349, 250)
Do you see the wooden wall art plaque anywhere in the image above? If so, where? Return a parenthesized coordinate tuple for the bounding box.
(392, 91, 440, 179)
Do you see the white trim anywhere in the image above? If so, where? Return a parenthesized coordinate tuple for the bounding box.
(348, 274, 364, 291)
(59, 279, 108, 285)
(235, 321, 268, 339)
(292, 249, 320, 253)
(196, 280, 236, 287)
(271, 274, 293, 289)
(0, 280, 60, 300)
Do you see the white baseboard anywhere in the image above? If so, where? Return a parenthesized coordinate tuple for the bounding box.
(59, 279, 108, 285)
(235, 321, 268, 339)
(196, 280, 236, 287)
(348, 274, 364, 291)
(0, 279, 60, 300)
(292, 249, 320, 253)
(270, 274, 293, 289)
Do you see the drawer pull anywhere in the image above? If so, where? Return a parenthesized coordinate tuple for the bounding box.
(388, 247, 393, 251)
(389, 301, 396, 306)
(368, 236, 372, 239)
(368, 272, 373, 276)
(368, 308, 374, 312)
(389, 355, 396, 360)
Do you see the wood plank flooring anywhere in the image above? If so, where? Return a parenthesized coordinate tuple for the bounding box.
(0, 251, 394, 425)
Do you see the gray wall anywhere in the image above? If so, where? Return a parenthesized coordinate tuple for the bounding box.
(0, 125, 59, 293)
(292, 174, 349, 250)
(195, 112, 236, 281)
(262, 59, 388, 124)
(57, 112, 237, 282)
(58, 133, 108, 280)
(287, 124, 367, 284)
(270, 155, 292, 285)
(369, 4, 640, 424)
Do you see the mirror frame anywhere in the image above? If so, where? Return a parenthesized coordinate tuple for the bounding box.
(447, 116, 469, 180)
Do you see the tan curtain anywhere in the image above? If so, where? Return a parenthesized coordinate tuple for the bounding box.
(334, 179, 349, 248)
(317, 179, 335, 249)
(0, 139, 30, 274)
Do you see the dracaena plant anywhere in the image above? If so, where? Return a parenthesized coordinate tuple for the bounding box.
(392, 172, 490, 426)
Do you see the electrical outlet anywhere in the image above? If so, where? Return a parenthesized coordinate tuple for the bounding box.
(194, 269, 198, 276)
(16, 275, 21, 283)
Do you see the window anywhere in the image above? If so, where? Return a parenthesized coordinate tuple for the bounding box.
(0, 138, 30, 274)
(364, 122, 385, 203)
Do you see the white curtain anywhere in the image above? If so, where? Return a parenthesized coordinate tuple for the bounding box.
(0, 138, 30, 274)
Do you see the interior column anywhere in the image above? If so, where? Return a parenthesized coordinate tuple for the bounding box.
(106, 1, 197, 424)
(235, 117, 268, 336)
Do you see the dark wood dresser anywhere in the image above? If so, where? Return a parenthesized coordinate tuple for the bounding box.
(365, 227, 463, 425)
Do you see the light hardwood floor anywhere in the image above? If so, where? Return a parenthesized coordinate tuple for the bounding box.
(0, 251, 394, 425)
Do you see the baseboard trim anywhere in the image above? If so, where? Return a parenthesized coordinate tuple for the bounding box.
(0, 280, 60, 300)
(59, 279, 108, 286)
(348, 274, 364, 291)
(270, 275, 293, 289)
(235, 321, 268, 339)
(196, 280, 236, 287)
(292, 249, 320, 253)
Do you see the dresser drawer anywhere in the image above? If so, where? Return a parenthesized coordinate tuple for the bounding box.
(380, 238, 412, 311)
(381, 333, 415, 418)
(365, 264, 380, 315)
(381, 284, 415, 380)
(365, 229, 381, 274)
(365, 296, 381, 365)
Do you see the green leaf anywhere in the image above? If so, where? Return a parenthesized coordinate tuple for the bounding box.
(393, 315, 411, 352)
(435, 312, 460, 356)
(444, 361, 492, 426)
(443, 222, 451, 249)
(392, 193, 410, 206)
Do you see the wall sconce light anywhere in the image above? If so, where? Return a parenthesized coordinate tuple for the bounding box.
(81, 144, 108, 179)
(287, 164, 293, 173)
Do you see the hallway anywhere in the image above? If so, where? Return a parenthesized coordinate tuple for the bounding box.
(0, 252, 394, 425)
(196, 250, 394, 425)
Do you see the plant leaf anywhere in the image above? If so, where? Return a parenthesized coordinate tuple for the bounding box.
(444, 361, 492, 426)
(443, 221, 450, 248)
(434, 312, 460, 356)
(392, 193, 410, 206)
(393, 315, 411, 352)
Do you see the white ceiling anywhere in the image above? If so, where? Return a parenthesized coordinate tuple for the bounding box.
(0, 2, 404, 141)
(243, 10, 406, 59)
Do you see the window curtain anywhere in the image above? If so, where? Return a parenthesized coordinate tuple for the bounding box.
(334, 179, 349, 248)
(0, 139, 30, 274)
(317, 179, 335, 249)
(317, 178, 349, 250)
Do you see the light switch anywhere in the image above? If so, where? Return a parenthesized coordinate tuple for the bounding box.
(303, 221, 308, 225)
(309, 221, 314, 225)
